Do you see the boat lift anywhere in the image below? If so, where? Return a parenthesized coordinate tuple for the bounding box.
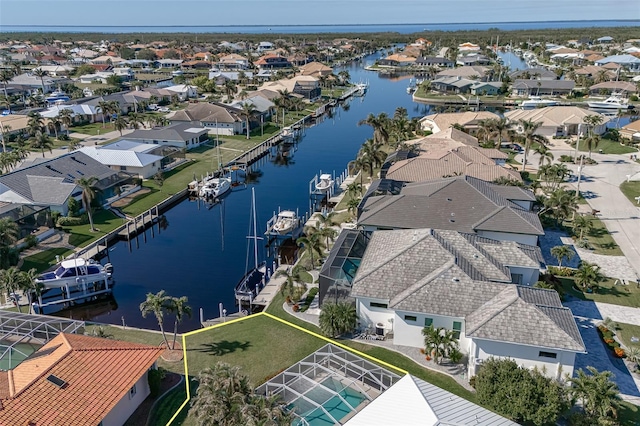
(309, 168, 349, 213)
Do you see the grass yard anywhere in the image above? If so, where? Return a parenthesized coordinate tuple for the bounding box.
(20, 247, 72, 273)
(62, 209, 125, 247)
(578, 138, 638, 155)
(584, 216, 624, 256)
(560, 277, 640, 308)
(70, 122, 114, 136)
(612, 322, 640, 350)
(620, 181, 640, 206)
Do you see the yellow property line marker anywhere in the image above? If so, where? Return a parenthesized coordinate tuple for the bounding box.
(166, 311, 407, 425)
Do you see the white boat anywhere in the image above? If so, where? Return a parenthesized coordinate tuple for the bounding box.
(32, 258, 114, 314)
(315, 173, 334, 192)
(521, 96, 559, 109)
(235, 188, 267, 305)
(272, 210, 298, 234)
(45, 90, 70, 104)
(588, 94, 633, 110)
(199, 177, 231, 199)
(355, 81, 369, 96)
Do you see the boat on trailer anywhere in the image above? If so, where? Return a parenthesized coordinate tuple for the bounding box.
(32, 258, 114, 314)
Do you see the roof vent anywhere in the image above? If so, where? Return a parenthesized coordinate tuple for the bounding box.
(452, 277, 460, 282)
(446, 198, 452, 201)
(449, 219, 455, 223)
(46, 374, 67, 388)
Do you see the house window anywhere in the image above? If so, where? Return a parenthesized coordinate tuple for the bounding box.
(424, 318, 433, 327)
(452, 321, 462, 339)
(369, 302, 387, 309)
(404, 315, 417, 322)
(129, 384, 137, 399)
(120, 166, 127, 171)
(539, 351, 557, 359)
(512, 274, 523, 285)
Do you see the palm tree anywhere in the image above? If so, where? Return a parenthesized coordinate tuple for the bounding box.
(0, 69, 14, 108)
(296, 232, 324, 269)
(275, 264, 306, 301)
(518, 119, 547, 172)
(128, 112, 144, 129)
(113, 115, 127, 136)
(573, 214, 594, 240)
(31, 132, 53, 158)
(0, 267, 24, 312)
(32, 68, 48, 94)
(422, 325, 459, 364)
(550, 245, 574, 267)
(319, 302, 357, 338)
(347, 197, 361, 218)
(346, 181, 363, 198)
(575, 261, 603, 293)
(0, 123, 11, 153)
(54, 106, 72, 132)
(315, 212, 338, 246)
(0, 217, 19, 249)
(583, 114, 604, 158)
(583, 134, 601, 159)
(97, 100, 111, 127)
(76, 176, 99, 231)
(240, 102, 256, 140)
(534, 144, 554, 166)
(571, 367, 621, 421)
(19, 268, 42, 313)
(359, 138, 387, 181)
(224, 80, 237, 102)
(166, 296, 191, 350)
(358, 113, 389, 146)
(540, 188, 577, 225)
(27, 111, 45, 136)
(48, 115, 61, 140)
(139, 290, 171, 349)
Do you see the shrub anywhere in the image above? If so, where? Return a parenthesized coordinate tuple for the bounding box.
(51, 211, 61, 227)
(559, 154, 574, 163)
(547, 266, 575, 277)
(419, 348, 425, 354)
(57, 214, 88, 227)
(614, 347, 625, 358)
(67, 197, 81, 217)
(292, 304, 299, 312)
(147, 367, 165, 398)
(24, 234, 38, 249)
(448, 346, 463, 364)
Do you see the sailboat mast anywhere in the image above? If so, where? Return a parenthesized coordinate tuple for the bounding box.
(252, 188, 259, 269)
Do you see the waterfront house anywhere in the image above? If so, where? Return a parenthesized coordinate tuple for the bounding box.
(435, 65, 491, 81)
(595, 54, 640, 72)
(414, 56, 455, 68)
(511, 79, 575, 96)
(255, 54, 291, 70)
(430, 76, 476, 94)
(124, 122, 210, 150)
(79, 140, 176, 178)
(378, 54, 417, 67)
(470, 81, 502, 95)
(620, 119, 640, 141)
(458, 54, 490, 66)
(357, 175, 543, 245)
(165, 84, 198, 101)
(0, 333, 164, 426)
(257, 41, 274, 52)
(458, 42, 481, 52)
(589, 81, 638, 95)
(217, 53, 249, 70)
(509, 67, 558, 80)
(419, 111, 500, 134)
(260, 75, 321, 101)
(349, 228, 584, 381)
(299, 61, 334, 77)
(155, 59, 184, 69)
(228, 96, 275, 120)
(505, 107, 609, 137)
(0, 152, 128, 215)
(168, 102, 245, 135)
(9, 72, 69, 94)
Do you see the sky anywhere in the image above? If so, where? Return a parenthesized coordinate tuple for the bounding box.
(0, 0, 638, 27)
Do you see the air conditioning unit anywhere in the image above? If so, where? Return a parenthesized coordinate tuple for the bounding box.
(475, 358, 483, 365)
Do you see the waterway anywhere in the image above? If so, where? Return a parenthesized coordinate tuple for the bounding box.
(77, 52, 427, 331)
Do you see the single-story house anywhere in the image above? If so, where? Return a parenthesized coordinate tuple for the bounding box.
(9, 73, 69, 94)
(0, 333, 164, 426)
(79, 140, 176, 178)
(509, 67, 558, 80)
(620, 119, 640, 140)
(124, 122, 209, 150)
(505, 107, 609, 137)
(299, 61, 334, 77)
(470, 81, 502, 95)
(458, 54, 490, 66)
(589, 81, 638, 95)
(436, 66, 490, 80)
(155, 59, 184, 68)
(228, 96, 275, 119)
(217, 53, 249, 70)
(165, 84, 198, 101)
(168, 102, 245, 135)
(430, 76, 476, 94)
(350, 228, 583, 381)
(595, 54, 640, 72)
(378, 54, 417, 67)
(0, 152, 129, 215)
(419, 111, 500, 134)
(358, 175, 543, 245)
(414, 56, 455, 68)
(260, 75, 321, 101)
(511, 79, 575, 96)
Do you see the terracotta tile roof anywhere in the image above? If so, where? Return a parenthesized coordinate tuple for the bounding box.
(0, 333, 163, 426)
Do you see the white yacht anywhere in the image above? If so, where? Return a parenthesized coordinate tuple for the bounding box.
(272, 210, 298, 234)
(521, 96, 559, 109)
(315, 174, 334, 192)
(588, 94, 632, 110)
(199, 177, 231, 199)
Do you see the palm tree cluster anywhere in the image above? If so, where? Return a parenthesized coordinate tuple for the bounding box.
(570, 366, 621, 423)
(476, 117, 513, 148)
(139, 290, 192, 350)
(189, 362, 292, 426)
(296, 212, 337, 269)
(574, 261, 604, 293)
(0, 217, 19, 269)
(421, 325, 460, 364)
(319, 302, 358, 338)
(275, 264, 307, 302)
(0, 266, 42, 313)
(582, 114, 605, 159)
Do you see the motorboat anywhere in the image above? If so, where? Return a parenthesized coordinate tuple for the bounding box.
(272, 210, 298, 234)
(32, 258, 114, 314)
(521, 96, 559, 109)
(315, 174, 334, 192)
(45, 90, 70, 105)
(355, 81, 369, 96)
(199, 177, 231, 199)
(587, 94, 633, 110)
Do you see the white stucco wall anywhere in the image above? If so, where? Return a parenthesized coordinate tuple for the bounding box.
(468, 339, 577, 381)
(356, 298, 394, 332)
(507, 266, 540, 286)
(476, 230, 538, 246)
(393, 310, 470, 352)
(510, 199, 534, 210)
(100, 372, 151, 426)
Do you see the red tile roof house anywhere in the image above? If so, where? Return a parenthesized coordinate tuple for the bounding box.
(0, 333, 164, 426)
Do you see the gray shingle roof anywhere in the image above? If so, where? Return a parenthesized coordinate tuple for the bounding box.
(359, 176, 543, 236)
(126, 122, 208, 143)
(0, 152, 118, 205)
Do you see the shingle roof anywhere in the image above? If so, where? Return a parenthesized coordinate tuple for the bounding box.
(126, 122, 208, 142)
(505, 106, 610, 128)
(358, 176, 543, 236)
(168, 102, 242, 124)
(79, 146, 163, 168)
(0, 152, 118, 205)
(0, 333, 164, 426)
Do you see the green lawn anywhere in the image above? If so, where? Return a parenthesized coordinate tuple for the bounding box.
(620, 181, 640, 207)
(20, 247, 72, 273)
(578, 138, 638, 155)
(584, 217, 623, 256)
(560, 277, 640, 308)
(613, 322, 640, 350)
(70, 122, 113, 136)
(62, 209, 125, 248)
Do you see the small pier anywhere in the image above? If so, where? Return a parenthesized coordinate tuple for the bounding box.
(118, 207, 160, 239)
(309, 168, 350, 212)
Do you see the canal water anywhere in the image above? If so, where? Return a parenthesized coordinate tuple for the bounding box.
(80, 52, 427, 331)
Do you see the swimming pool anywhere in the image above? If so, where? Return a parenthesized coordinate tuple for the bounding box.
(292, 377, 367, 426)
(0, 342, 40, 370)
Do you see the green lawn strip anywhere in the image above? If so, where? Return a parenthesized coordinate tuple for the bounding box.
(613, 322, 640, 349)
(148, 384, 193, 426)
(70, 122, 113, 136)
(560, 277, 640, 308)
(21, 247, 73, 272)
(620, 181, 640, 206)
(577, 138, 638, 155)
(62, 209, 125, 248)
(618, 402, 640, 426)
(585, 217, 623, 256)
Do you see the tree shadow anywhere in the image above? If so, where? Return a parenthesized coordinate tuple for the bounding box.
(197, 340, 251, 356)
